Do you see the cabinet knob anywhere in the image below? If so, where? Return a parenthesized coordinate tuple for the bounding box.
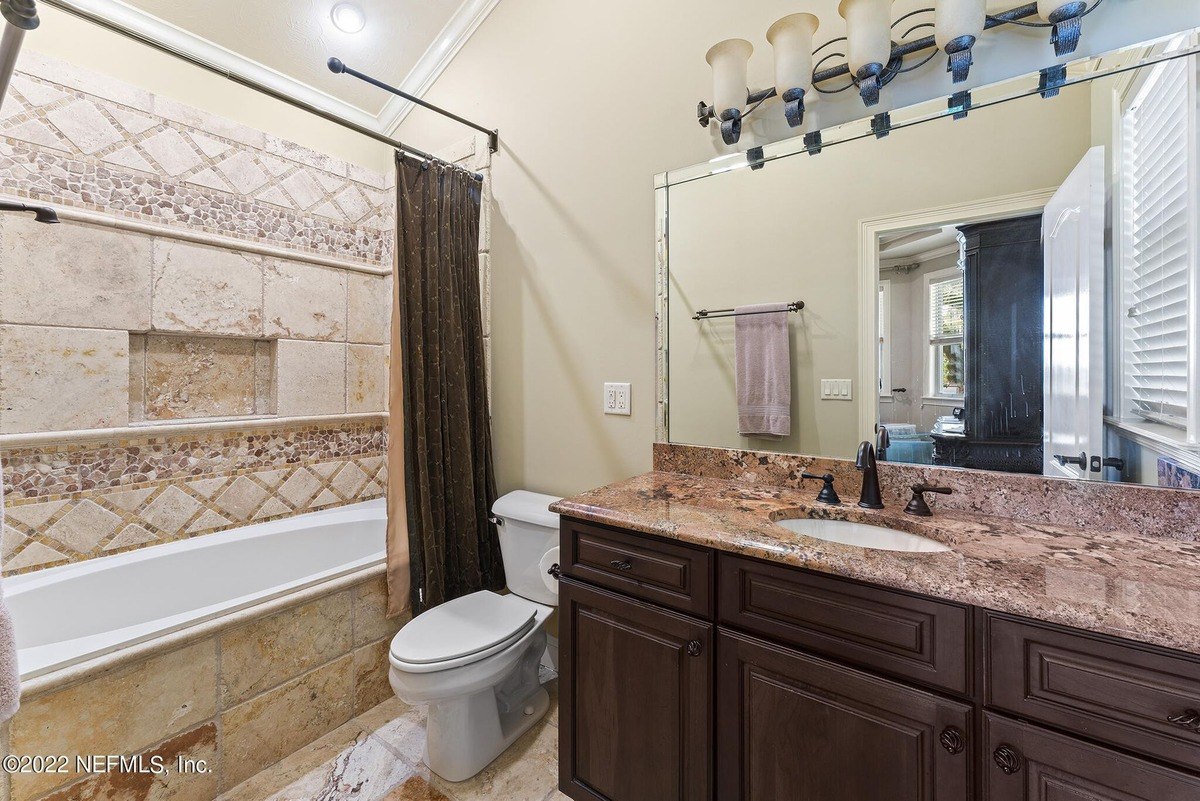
(686, 640, 703, 657)
(939, 726, 965, 755)
(993, 745, 1022, 775)
(609, 559, 633, 571)
(1167, 709, 1200, 732)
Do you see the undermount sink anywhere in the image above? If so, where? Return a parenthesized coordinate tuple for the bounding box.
(774, 517, 951, 553)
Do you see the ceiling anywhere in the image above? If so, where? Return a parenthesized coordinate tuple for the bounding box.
(86, 0, 498, 132)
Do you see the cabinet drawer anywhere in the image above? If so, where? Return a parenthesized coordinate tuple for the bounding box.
(561, 517, 713, 616)
(718, 553, 972, 694)
(987, 614, 1200, 773)
(984, 713, 1200, 801)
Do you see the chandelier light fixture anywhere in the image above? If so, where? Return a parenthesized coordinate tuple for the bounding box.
(698, 0, 1106, 146)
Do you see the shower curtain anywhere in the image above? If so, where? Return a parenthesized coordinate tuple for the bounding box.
(386, 152, 503, 617)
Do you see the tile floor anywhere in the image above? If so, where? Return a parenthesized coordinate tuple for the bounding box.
(218, 682, 567, 801)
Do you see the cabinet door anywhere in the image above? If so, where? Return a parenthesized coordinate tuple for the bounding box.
(559, 577, 712, 801)
(717, 629, 972, 801)
(984, 714, 1200, 801)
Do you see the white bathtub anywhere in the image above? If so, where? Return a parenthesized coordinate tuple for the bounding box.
(7, 498, 386, 681)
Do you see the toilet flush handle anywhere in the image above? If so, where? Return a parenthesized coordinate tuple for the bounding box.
(546, 563, 561, 580)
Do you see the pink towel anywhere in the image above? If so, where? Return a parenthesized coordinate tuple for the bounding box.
(0, 478, 18, 722)
(735, 303, 792, 438)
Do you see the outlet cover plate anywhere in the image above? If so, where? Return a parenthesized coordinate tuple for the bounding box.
(604, 382, 631, 415)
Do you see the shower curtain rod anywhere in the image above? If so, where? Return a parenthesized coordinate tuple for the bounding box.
(328, 58, 498, 154)
(32, 0, 484, 181)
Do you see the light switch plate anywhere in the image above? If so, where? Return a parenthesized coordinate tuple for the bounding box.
(820, 379, 853, 401)
(604, 382, 631, 415)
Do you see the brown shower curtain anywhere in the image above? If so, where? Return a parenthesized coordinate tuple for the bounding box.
(385, 152, 504, 617)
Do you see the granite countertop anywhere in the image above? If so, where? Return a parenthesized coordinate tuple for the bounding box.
(549, 471, 1200, 655)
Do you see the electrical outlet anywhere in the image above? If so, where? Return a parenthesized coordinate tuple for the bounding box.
(604, 382, 631, 415)
(820, 379, 853, 400)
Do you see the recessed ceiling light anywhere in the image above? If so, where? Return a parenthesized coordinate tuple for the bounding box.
(331, 3, 366, 34)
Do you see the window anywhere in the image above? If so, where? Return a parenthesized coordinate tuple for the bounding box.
(878, 280, 892, 398)
(1120, 50, 1199, 440)
(925, 268, 965, 399)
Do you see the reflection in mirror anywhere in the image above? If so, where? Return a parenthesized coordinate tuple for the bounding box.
(662, 31, 1200, 490)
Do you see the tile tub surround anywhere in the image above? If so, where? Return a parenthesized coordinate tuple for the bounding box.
(551, 469, 1200, 655)
(653, 442, 1200, 541)
(0, 51, 393, 267)
(1, 420, 386, 574)
(2, 572, 408, 801)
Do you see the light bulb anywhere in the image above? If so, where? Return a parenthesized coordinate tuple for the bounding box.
(331, 3, 366, 34)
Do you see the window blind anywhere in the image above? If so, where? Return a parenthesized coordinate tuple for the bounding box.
(929, 276, 964, 340)
(1122, 56, 1194, 425)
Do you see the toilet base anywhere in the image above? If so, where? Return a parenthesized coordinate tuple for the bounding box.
(425, 685, 550, 782)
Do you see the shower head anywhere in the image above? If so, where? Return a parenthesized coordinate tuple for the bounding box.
(0, 200, 59, 223)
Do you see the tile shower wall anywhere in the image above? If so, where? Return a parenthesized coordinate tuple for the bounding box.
(0, 52, 395, 573)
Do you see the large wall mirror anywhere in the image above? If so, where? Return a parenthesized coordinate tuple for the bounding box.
(658, 29, 1200, 491)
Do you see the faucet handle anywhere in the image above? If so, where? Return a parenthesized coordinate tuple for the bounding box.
(801, 472, 841, 505)
(904, 484, 953, 517)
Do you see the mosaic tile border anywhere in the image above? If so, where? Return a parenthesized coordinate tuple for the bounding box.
(0, 57, 393, 267)
(653, 442, 1200, 542)
(1, 453, 387, 575)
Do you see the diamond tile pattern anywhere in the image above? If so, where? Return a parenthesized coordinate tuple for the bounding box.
(3, 454, 386, 575)
(0, 71, 390, 229)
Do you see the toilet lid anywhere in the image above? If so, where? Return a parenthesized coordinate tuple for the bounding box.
(390, 590, 537, 666)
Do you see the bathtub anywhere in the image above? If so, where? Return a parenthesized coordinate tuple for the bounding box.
(7, 498, 386, 681)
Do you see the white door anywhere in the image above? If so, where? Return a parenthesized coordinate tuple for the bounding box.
(1044, 146, 1107, 480)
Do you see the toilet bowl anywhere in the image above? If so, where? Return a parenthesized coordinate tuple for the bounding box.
(388, 490, 561, 782)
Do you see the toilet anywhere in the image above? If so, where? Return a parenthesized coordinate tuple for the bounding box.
(388, 490, 561, 782)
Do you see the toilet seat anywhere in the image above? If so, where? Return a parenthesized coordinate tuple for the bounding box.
(390, 590, 538, 674)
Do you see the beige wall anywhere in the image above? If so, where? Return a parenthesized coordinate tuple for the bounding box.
(393, 0, 1199, 498)
(666, 87, 1091, 459)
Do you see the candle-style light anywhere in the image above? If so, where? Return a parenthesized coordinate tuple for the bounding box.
(706, 38, 754, 145)
(838, 0, 895, 106)
(1037, 1, 1089, 56)
(935, 0, 985, 82)
(767, 13, 820, 129)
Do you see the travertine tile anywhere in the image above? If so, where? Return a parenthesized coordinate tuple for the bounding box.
(220, 653, 356, 790)
(39, 723, 218, 801)
(0, 325, 129, 434)
(44, 499, 123, 552)
(5, 541, 68, 571)
(140, 486, 203, 536)
(275, 340, 345, 417)
(151, 240, 263, 336)
(278, 468, 322, 508)
(353, 577, 405, 647)
(264, 259, 347, 341)
(219, 591, 353, 707)
(0, 216, 151, 329)
(213, 475, 270, 522)
(347, 344, 387, 414)
(143, 335, 259, 420)
(10, 640, 217, 801)
(2, 500, 66, 529)
(352, 639, 392, 716)
(346, 273, 390, 345)
(331, 462, 369, 500)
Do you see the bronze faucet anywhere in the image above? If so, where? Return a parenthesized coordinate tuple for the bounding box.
(855, 441, 885, 509)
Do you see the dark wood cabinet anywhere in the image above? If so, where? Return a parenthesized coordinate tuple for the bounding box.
(557, 518, 1200, 801)
(558, 576, 713, 801)
(983, 714, 1200, 800)
(717, 629, 972, 801)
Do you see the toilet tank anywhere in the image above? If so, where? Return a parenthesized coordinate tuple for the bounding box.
(492, 490, 562, 606)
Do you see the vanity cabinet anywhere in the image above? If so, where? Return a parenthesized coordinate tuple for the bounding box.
(558, 576, 713, 801)
(557, 517, 1200, 801)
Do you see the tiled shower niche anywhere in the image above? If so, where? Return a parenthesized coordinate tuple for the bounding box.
(129, 334, 276, 423)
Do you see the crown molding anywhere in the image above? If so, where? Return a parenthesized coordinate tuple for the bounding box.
(376, 0, 503, 135)
(42, 0, 500, 138)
